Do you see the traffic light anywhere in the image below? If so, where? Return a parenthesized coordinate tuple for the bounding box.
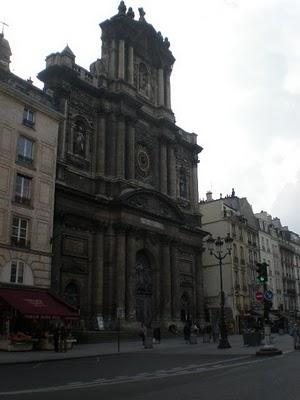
(256, 262, 268, 283)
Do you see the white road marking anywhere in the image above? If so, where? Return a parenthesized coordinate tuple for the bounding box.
(32, 363, 42, 369)
(0, 354, 285, 396)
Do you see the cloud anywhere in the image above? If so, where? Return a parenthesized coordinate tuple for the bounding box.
(272, 171, 300, 233)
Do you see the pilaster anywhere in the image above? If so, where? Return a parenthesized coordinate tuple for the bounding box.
(116, 117, 125, 177)
(127, 122, 135, 179)
(128, 46, 134, 85)
(126, 231, 136, 320)
(118, 40, 125, 80)
(168, 144, 176, 198)
(160, 141, 167, 194)
(96, 114, 106, 175)
(158, 68, 165, 106)
(161, 237, 172, 320)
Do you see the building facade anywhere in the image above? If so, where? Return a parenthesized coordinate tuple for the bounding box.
(255, 211, 284, 312)
(0, 32, 62, 290)
(38, 3, 206, 329)
(200, 191, 260, 332)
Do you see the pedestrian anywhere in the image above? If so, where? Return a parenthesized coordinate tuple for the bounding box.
(153, 327, 161, 344)
(183, 321, 191, 344)
(53, 325, 59, 352)
(293, 323, 300, 350)
(60, 326, 68, 352)
(139, 323, 147, 346)
(212, 323, 220, 343)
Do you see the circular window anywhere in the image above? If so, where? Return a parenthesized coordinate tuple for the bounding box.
(136, 145, 151, 177)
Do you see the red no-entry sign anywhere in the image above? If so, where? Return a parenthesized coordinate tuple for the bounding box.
(255, 291, 264, 302)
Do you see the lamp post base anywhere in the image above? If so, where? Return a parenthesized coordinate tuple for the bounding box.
(218, 338, 231, 349)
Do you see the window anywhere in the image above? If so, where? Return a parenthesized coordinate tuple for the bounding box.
(11, 216, 29, 247)
(23, 107, 35, 127)
(240, 246, 245, 264)
(232, 224, 236, 237)
(10, 261, 24, 284)
(17, 136, 34, 165)
(15, 174, 31, 205)
(249, 249, 253, 263)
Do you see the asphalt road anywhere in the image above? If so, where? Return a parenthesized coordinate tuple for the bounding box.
(0, 350, 299, 400)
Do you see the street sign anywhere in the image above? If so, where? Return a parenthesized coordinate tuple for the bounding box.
(255, 291, 264, 302)
(264, 290, 273, 302)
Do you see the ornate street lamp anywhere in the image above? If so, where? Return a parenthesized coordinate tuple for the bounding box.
(206, 233, 233, 349)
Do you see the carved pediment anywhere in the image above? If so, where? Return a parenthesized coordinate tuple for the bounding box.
(119, 189, 185, 224)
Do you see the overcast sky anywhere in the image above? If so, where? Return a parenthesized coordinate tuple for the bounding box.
(2, 0, 300, 234)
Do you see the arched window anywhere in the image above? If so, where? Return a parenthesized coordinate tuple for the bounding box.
(73, 120, 87, 158)
(64, 282, 80, 309)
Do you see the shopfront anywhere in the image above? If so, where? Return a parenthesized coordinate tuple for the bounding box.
(0, 287, 79, 351)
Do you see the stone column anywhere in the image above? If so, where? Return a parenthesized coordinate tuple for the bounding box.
(192, 160, 199, 205)
(104, 226, 116, 321)
(107, 114, 116, 176)
(93, 228, 104, 316)
(128, 46, 134, 85)
(171, 244, 180, 320)
(116, 117, 125, 178)
(195, 250, 204, 320)
(158, 68, 165, 106)
(59, 98, 68, 159)
(161, 238, 172, 320)
(118, 40, 125, 80)
(165, 69, 171, 109)
(115, 226, 126, 319)
(160, 141, 167, 194)
(109, 39, 116, 79)
(127, 122, 135, 179)
(96, 114, 106, 175)
(126, 231, 136, 320)
(168, 144, 176, 198)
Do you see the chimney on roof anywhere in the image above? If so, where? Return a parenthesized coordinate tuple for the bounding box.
(206, 191, 213, 201)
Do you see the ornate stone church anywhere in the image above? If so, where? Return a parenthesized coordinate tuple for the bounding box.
(38, 2, 207, 329)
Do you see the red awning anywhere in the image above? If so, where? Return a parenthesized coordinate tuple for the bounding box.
(0, 287, 79, 319)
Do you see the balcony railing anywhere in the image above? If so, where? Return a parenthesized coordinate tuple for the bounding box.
(14, 195, 31, 206)
(11, 237, 30, 249)
(17, 155, 33, 165)
(23, 118, 35, 128)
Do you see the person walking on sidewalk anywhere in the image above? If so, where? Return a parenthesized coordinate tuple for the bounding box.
(139, 323, 147, 346)
(183, 321, 191, 344)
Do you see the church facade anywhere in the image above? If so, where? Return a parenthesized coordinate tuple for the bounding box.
(38, 2, 207, 329)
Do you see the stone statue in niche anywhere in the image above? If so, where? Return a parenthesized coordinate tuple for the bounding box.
(73, 121, 86, 157)
(179, 169, 188, 198)
(139, 63, 149, 95)
(136, 252, 152, 295)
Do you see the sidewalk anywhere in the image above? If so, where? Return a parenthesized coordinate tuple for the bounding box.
(0, 334, 295, 366)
